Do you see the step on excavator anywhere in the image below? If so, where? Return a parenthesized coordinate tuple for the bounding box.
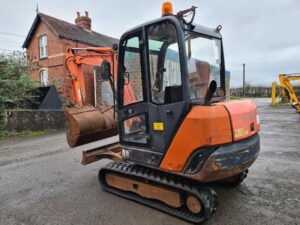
(64, 3, 260, 223)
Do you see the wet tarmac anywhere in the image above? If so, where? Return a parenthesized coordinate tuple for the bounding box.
(0, 98, 299, 225)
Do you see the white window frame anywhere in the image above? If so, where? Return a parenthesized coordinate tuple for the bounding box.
(40, 68, 48, 86)
(39, 35, 48, 58)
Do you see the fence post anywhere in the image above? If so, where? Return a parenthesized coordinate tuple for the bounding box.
(271, 81, 277, 106)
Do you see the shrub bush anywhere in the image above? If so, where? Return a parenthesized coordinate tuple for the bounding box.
(0, 51, 39, 110)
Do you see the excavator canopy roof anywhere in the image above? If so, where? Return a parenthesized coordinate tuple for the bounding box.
(121, 15, 222, 41)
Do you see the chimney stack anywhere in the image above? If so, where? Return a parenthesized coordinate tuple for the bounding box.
(75, 11, 91, 31)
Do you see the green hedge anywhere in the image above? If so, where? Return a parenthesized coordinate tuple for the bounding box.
(0, 52, 39, 110)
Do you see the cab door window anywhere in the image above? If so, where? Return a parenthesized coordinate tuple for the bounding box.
(119, 32, 148, 146)
(122, 36, 144, 106)
(147, 22, 182, 104)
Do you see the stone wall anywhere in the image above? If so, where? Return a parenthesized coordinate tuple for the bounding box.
(2, 110, 65, 131)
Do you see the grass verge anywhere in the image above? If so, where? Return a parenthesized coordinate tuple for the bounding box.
(0, 129, 51, 141)
(230, 96, 242, 100)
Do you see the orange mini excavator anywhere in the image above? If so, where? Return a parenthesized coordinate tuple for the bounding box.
(64, 3, 260, 223)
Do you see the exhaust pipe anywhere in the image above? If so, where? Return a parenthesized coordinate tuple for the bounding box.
(204, 80, 217, 106)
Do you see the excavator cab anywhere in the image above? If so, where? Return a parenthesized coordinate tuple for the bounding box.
(117, 15, 225, 166)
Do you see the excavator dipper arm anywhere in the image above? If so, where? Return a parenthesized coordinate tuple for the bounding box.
(65, 47, 116, 107)
(64, 47, 119, 147)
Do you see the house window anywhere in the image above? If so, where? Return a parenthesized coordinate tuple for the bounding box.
(39, 35, 48, 58)
(40, 69, 48, 86)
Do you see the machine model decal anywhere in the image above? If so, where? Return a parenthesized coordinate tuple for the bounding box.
(234, 128, 249, 138)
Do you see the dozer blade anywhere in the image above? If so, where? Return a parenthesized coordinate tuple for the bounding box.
(81, 142, 122, 165)
(64, 104, 118, 148)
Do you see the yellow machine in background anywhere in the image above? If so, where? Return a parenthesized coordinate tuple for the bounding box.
(272, 74, 300, 113)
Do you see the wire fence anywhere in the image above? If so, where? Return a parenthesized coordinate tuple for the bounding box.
(230, 86, 300, 98)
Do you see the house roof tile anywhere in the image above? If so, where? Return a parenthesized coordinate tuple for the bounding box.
(23, 13, 118, 48)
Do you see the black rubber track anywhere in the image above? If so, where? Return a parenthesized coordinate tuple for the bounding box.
(219, 169, 249, 187)
(98, 162, 218, 224)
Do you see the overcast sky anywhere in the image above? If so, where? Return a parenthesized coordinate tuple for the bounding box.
(0, 0, 299, 87)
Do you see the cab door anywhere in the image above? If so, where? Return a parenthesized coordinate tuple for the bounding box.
(145, 20, 189, 155)
(118, 20, 189, 167)
(118, 29, 150, 148)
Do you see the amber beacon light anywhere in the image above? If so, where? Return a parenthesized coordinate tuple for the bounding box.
(162, 2, 173, 16)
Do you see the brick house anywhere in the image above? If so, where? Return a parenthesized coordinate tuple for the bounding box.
(22, 12, 118, 105)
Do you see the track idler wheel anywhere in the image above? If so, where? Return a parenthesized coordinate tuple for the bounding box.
(184, 189, 217, 221)
(186, 195, 202, 214)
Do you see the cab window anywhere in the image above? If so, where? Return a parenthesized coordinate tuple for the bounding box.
(186, 35, 223, 100)
(121, 35, 144, 106)
(147, 21, 183, 104)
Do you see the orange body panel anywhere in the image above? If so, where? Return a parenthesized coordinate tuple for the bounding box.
(219, 100, 260, 141)
(160, 105, 232, 172)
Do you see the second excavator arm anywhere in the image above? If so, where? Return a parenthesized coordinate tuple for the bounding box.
(279, 73, 300, 113)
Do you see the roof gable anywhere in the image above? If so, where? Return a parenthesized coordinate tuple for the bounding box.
(23, 13, 118, 48)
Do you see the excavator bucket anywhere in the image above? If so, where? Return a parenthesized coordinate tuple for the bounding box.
(64, 104, 118, 148)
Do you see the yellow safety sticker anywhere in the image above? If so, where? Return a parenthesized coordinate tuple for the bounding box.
(153, 122, 164, 131)
(234, 128, 249, 138)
